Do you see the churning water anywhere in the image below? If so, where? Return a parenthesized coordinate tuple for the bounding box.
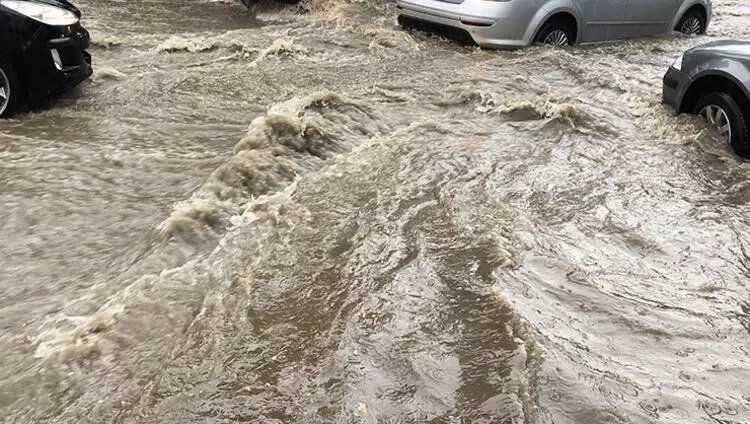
(1, 0, 750, 422)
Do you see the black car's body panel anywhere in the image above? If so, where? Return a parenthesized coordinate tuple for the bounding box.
(0, 0, 92, 105)
(30, 0, 81, 15)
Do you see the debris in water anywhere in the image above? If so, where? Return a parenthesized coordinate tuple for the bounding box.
(356, 402, 367, 415)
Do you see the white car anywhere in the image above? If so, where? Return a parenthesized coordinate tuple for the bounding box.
(397, 0, 712, 48)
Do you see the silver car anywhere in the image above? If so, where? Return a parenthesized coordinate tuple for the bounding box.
(663, 40, 750, 157)
(396, 0, 712, 48)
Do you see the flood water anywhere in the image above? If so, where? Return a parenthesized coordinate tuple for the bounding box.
(1, 0, 750, 422)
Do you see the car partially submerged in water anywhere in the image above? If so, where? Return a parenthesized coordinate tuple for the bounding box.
(396, 0, 712, 47)
(0, 0, 92, 118)
(663, 40, 750, 157)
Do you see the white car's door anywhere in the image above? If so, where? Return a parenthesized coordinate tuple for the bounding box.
(626, 0, 682, 36)
(571, 0, 629, 43)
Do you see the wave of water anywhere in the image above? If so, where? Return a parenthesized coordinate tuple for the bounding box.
(2, 0, 750, 422)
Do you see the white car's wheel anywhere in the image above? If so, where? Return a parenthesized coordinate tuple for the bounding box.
(677, 9, 706, 35)
(534, 21, 573, 46)
(542, 29, 569, 46)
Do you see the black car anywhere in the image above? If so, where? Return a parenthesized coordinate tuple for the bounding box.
(0, 0, 92, 118)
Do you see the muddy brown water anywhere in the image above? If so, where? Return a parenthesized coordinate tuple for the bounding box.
(1, 0, 750, 422)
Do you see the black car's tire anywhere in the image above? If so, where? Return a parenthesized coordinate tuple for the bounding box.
(240, 0, 299, 9)
(0, 56, 20, 119)
(676, 8, 706, 35)
(534, 21, 573, 46)
(694, 91, 750, 158)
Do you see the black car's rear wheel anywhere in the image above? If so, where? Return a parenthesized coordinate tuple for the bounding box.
(0, 56, 20, 119)
(695, 92, 750, 157)
(676, 9, 706, 35)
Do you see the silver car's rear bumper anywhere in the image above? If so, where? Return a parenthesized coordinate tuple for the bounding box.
(396, 0, 538, 48)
